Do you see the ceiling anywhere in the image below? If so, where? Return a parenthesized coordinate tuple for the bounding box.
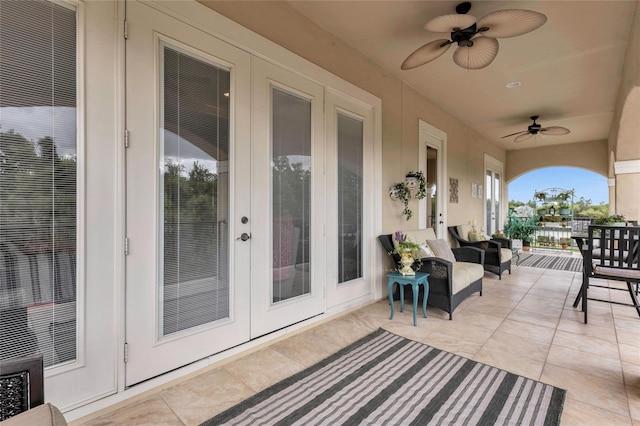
(287, 1, 637, 151)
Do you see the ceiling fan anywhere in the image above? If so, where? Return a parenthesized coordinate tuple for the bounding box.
(401, 2, 547, 70)
(502, 116, 571, 143)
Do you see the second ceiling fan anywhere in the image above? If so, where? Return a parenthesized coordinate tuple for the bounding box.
(502, 116, 571, 143)
(402, 2, 547, 70)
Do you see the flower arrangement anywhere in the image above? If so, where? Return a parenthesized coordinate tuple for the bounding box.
(393, 231, 420, 255)
(392, 231, 423, 275)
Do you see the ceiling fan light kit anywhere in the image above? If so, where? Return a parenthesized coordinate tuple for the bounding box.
(403, 1, 547, 71)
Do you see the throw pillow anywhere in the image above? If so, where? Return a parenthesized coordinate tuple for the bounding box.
(419, 243, 435, 258)
(426, 239, 456, 263)
(468, 230, 483, 242)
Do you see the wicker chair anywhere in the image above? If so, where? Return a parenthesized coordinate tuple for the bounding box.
(378, 232, 484, 320)
(448, 225, 512, 279)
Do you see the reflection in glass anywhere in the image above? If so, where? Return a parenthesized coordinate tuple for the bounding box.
(272, 88, 311, 302)
(486, 170, 492, 233)
(426, 146, 438, 229)
(0, 0, 77, 367)
(494, 173, 501, 232)
(161, 45, 230, 336)
(337, 114, 363, 284)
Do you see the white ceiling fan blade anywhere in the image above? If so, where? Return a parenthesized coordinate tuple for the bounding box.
(477, 9, 547, 38)
(401, 39, 451, 70)
(514, 132, 534, 143)
(424, 14, 476, 33)
(453, 37, 499, 70)
(540, 126, 570, 136)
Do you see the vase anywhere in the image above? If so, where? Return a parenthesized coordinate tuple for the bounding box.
(398, 252, 415, 276)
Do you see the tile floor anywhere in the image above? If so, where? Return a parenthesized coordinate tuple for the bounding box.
(75, 264, 640, 426)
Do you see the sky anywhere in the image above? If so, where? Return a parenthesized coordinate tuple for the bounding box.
(508, 167, 608, 204)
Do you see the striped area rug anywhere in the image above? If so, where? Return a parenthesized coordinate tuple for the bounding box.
(518, 253, 583, 272)
(202, 329, 565, 426)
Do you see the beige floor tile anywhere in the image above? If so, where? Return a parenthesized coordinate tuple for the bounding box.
(541, 364, 629, 416)
(630, 385, 640, 423)
(80, 394, 183, 426)
(270, 331, 344, 368)
(619, 343, 640, 365)
(465, 301, 515, 317)
(496, 318, 557, 344)
(623, 362, 640, 389)
(507, 308, 561, 329)
(616, 316, 640, 333)
(382, 320, 437, 342)
(552, 330, 621, 360)
(557, 317, 617, 343)
(560, 397, 632, 426)
(618, 328, 640, 348)
(445, 310, 505, 331)
(472, 346, 544, 380)
(305, 313, 375, 348)
(546, 344, 623, 384)
(420, 331, 482, 359)
(222, 347, 305, 393)
(160, 368, 255, 426)
(482, 330, 551, 362)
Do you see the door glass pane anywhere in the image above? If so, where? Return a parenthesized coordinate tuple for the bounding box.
(160, 45, 230, 337)
(272, 88, 311, 302)
(337, 113, 362, 284)
(0, 0, 77, 367)
(426, 146, 438, 229)
(486, 170, 492, 233)
(494, 173, 501, 233)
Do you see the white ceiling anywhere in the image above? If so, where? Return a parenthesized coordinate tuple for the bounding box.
(287, 1, 637, 151)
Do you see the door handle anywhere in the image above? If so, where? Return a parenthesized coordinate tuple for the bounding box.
(237, 232, 251, 241)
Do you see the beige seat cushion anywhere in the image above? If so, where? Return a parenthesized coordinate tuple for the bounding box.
(592, 264, 640, 280)
(500, 248, 513, 262)
(1, 403, 67, 426)
(452, 262, 484, 293)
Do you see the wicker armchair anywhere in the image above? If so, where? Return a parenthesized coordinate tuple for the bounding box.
(378, 232, 484, 320)
(448, 225, 512, 279)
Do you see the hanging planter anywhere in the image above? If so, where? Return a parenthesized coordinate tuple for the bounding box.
(389, 182, 412, 220)
(406, 170, 427, 200)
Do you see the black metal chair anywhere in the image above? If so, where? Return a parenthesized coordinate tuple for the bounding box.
(578, 225, 640, 323)
(0, 355, 44, 421)
(448, 226, 512, 279)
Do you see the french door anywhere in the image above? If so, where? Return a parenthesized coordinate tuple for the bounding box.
(124, 2, 325, 384)
(485, 155, 504, 236)
(250, 59, 325, 336)
(124, 2, 252, 385)
(419, 120, 447, 237)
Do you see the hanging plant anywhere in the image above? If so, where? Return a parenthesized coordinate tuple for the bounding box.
(534, 190, 547, 202)
(406, 170, 427, 200)
(390, 182, 412, 220)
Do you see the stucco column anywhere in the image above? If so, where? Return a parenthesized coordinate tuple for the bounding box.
(614, 160, 640, 221)
(608, 178, 616, 212)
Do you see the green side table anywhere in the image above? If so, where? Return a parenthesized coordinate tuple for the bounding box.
(387, 271, 430, 326)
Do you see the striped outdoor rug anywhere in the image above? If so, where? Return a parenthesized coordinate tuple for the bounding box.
(202, 329, 565, 426)
(518, 253, 583, 272)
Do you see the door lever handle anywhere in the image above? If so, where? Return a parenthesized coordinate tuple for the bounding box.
(237, 232, 251, 241)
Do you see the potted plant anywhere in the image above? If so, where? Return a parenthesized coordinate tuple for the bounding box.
(390, 171, 427, 221)
(558, 202, 571, 216)
(594, 214, 627, 226)
(392, 231, 422, 275)
(534, 191, 547, 202)
(559, 237, 571, 249)
(503, 211, 538, 251)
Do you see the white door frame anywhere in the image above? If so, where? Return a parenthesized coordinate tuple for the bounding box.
(418, 119, 447, 237)
(484, 154, 505, 235)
